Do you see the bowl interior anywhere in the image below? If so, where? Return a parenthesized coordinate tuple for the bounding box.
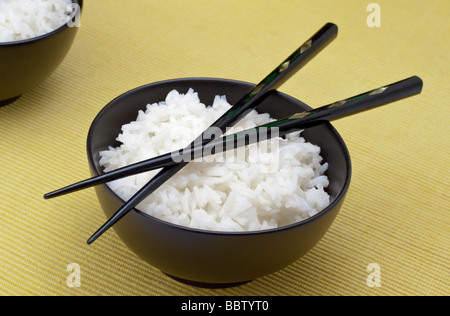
(87, 77, 351, 228)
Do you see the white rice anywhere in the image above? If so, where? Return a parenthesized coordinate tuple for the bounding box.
(99, 89, 330, 232)
(0, 0, 73, 42)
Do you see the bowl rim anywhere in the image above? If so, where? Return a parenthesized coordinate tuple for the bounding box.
(87, 77, 352, 237)
(0, 0, 83, 47)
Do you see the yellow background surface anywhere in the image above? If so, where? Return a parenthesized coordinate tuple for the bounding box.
(0, 0, 448, 296)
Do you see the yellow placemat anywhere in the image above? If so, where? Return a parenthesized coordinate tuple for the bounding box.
(0, 0, 448, 296)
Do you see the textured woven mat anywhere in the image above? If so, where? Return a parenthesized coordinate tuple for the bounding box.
(0, 0, 448, 296)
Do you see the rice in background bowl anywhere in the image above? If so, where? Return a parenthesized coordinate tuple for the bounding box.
(0, 0, 74, 42)
(0, 0, 82, 105)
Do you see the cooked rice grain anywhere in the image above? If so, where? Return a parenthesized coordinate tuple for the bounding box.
(0, 0, 72, 42)
(100, 89, 330, 232)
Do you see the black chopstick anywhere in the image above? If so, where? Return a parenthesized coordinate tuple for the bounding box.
(83, 23, 338, 244)
(44, 76, 423, 201)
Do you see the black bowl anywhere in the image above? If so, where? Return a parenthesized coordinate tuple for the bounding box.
(0, 0, 83, 106)
(87, 78, 352, 287)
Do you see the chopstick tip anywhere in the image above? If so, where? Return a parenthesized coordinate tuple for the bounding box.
(43, 191, 59, 200)
(86, 234, 97, 245)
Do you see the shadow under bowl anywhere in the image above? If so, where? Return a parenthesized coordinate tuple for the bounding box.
(86, 78, 352, 287)
(0, 0, 83, 106)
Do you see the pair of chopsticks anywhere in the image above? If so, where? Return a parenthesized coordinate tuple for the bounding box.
(45, 76, 423, 199)
(44, 23, 423, 244)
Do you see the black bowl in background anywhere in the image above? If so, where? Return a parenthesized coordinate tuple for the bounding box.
(0, 0, 83, 106)
(87, 78, 352, 287)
